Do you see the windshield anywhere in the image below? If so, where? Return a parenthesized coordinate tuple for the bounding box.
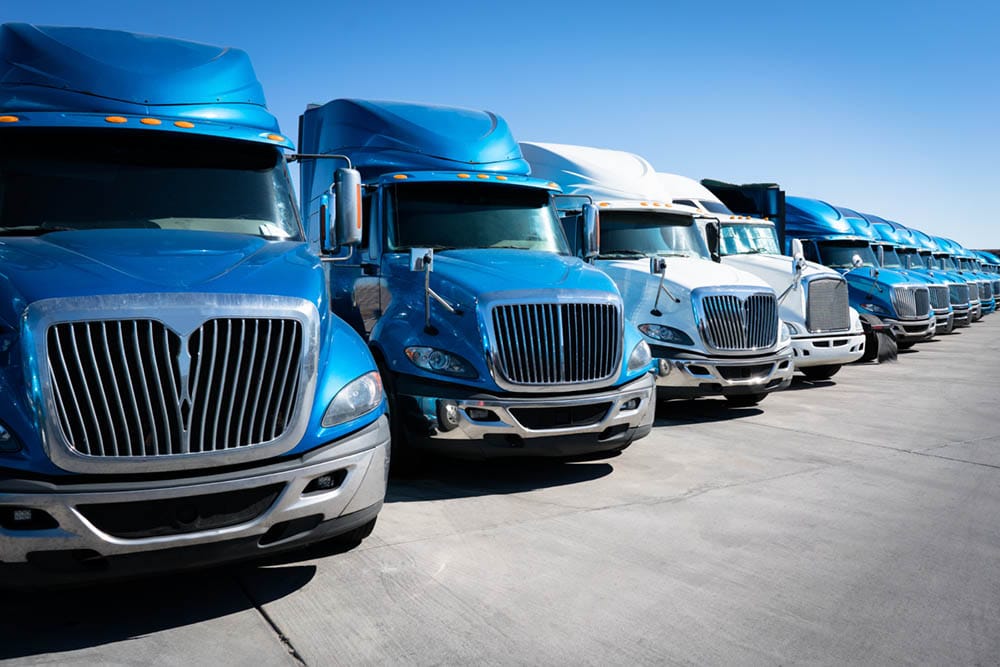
(879, 246, 903, 268)
(818, 241, 878, 269)
(700, 200, 732, 215)
(720, 223, 780, 255)
(0, 128, 300, 239)
(938, 255, 958, 270)
(386, 182, 568, 253)
(899, 249, 926, 270)
(597, 211, 710, 260)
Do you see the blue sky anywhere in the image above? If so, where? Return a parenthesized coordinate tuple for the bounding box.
(10, 1, 1000, 247)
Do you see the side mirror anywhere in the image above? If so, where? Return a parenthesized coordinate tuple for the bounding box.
(333, 167, 362, 247)
(876, 245, 885, 267)
(791, 238, 805, 276)
(851, 254, 864, 268)
(650, 257, 666, 274)
(704, 220, 721, 263)
(410, 248, 433, 272)
(582, 203, 600, 260)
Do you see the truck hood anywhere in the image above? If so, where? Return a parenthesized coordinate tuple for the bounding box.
(597, 256, 768, 293)
(0, 229, 320, 326)
(428, 249, 616, 298)
(721, 253, 835, 289)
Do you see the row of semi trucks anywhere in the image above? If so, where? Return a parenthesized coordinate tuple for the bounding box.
(0, 24, 992, 585)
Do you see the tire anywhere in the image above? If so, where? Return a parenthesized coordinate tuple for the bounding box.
(725, 392, 767, 408)
(801, 364, 841, 381)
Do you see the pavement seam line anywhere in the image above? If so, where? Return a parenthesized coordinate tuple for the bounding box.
(235, 574, 308, 666)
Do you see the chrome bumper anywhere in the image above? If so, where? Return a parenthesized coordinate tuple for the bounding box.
(883, 316, 935, 342)
(791, 331, 866, 368)
(654, 346, 794, 398)
(0, 417, 390, 566)
(398, 373, 655, 456)
(952, 304, 971, 327)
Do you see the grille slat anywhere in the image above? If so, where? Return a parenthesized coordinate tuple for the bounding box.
(47, 317, 302, 459)
(491, 302, 621, 386)
(700, 293, 778, 351)
(927, 285, 949, 310)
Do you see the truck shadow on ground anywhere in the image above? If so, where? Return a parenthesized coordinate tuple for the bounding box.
(783, 376, 837, 392)
(385, 458, 615, 503)
(0, 564, 316, 660)
(654, 399, 763, 425)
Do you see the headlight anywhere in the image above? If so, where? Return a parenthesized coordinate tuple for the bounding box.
(405, 346, 476, 378)
(627, 340, 653, 372)
(860, 303, 891, 316)
(638, 323, 694, 346)
(784, 321, 800, 335)
(322, 371, 383, 428)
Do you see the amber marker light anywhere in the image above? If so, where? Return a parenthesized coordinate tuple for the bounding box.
(457, 173, 470, 179)
(599, 202, 610, 207)
(267, 133, 284, 142)
(477, 174, 490, 179)
(105, 116, 127, 124)
(174, 120, 195, 128)
(0, 115, 19, 123)
(393, 174, 408, 180)
(140, 118, 162, 125)
(496, 175, 508, 181)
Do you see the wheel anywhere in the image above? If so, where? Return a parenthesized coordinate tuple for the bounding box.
(801, 364, 841, 381)
(725, 393, 767, 408)
(896, 340, 916, 350)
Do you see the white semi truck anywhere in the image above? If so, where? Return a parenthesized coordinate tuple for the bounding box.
(522, 142, 794, 407)
(658, 174, 865, 379)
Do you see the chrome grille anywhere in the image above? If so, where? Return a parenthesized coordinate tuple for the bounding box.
(490, 302, 621, 386)
(993, 280, 1000, 296)
(805, 277, 850, 333)
(47, 317, 303, 458)
(891, 286, 930, 319)
(927, 285, 949, 310)
(949, 283, 969, 305)
(699, 293, 779, 351)
(979, 282, 992, 301)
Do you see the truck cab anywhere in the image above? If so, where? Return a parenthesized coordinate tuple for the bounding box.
(659, 173, 864, 381)
(298, 101, 655, 460)
(782, 198, 935, 349)
(521, 143, 794, 407)
(856, 214, 955, 335)
(974, 251, 1000, 297)
(0, 24, 389, 583)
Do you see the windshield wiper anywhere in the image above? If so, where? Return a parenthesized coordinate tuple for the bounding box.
(0, 225, 77, 236)
(598, 249, 648, 258)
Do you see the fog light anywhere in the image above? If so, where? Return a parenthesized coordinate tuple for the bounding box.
(13, 509, 32, 522)
(622, 397, 641, 411)
(0, 506, 58, 530)
(466, 407, 495, 421)
(0, 423, 21, 453)
(437, 400, 460, 432)
(303, 470, 346, 494)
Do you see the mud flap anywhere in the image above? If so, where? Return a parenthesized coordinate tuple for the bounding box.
(858, 313, 898, 363)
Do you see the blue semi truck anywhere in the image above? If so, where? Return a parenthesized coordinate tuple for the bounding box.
(909, 228, 982, 322)
(0, 24, 390, 583)
(297, 100, 656, 460)
(933, 236, 993, 315)
(783, 197, 934, 354)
